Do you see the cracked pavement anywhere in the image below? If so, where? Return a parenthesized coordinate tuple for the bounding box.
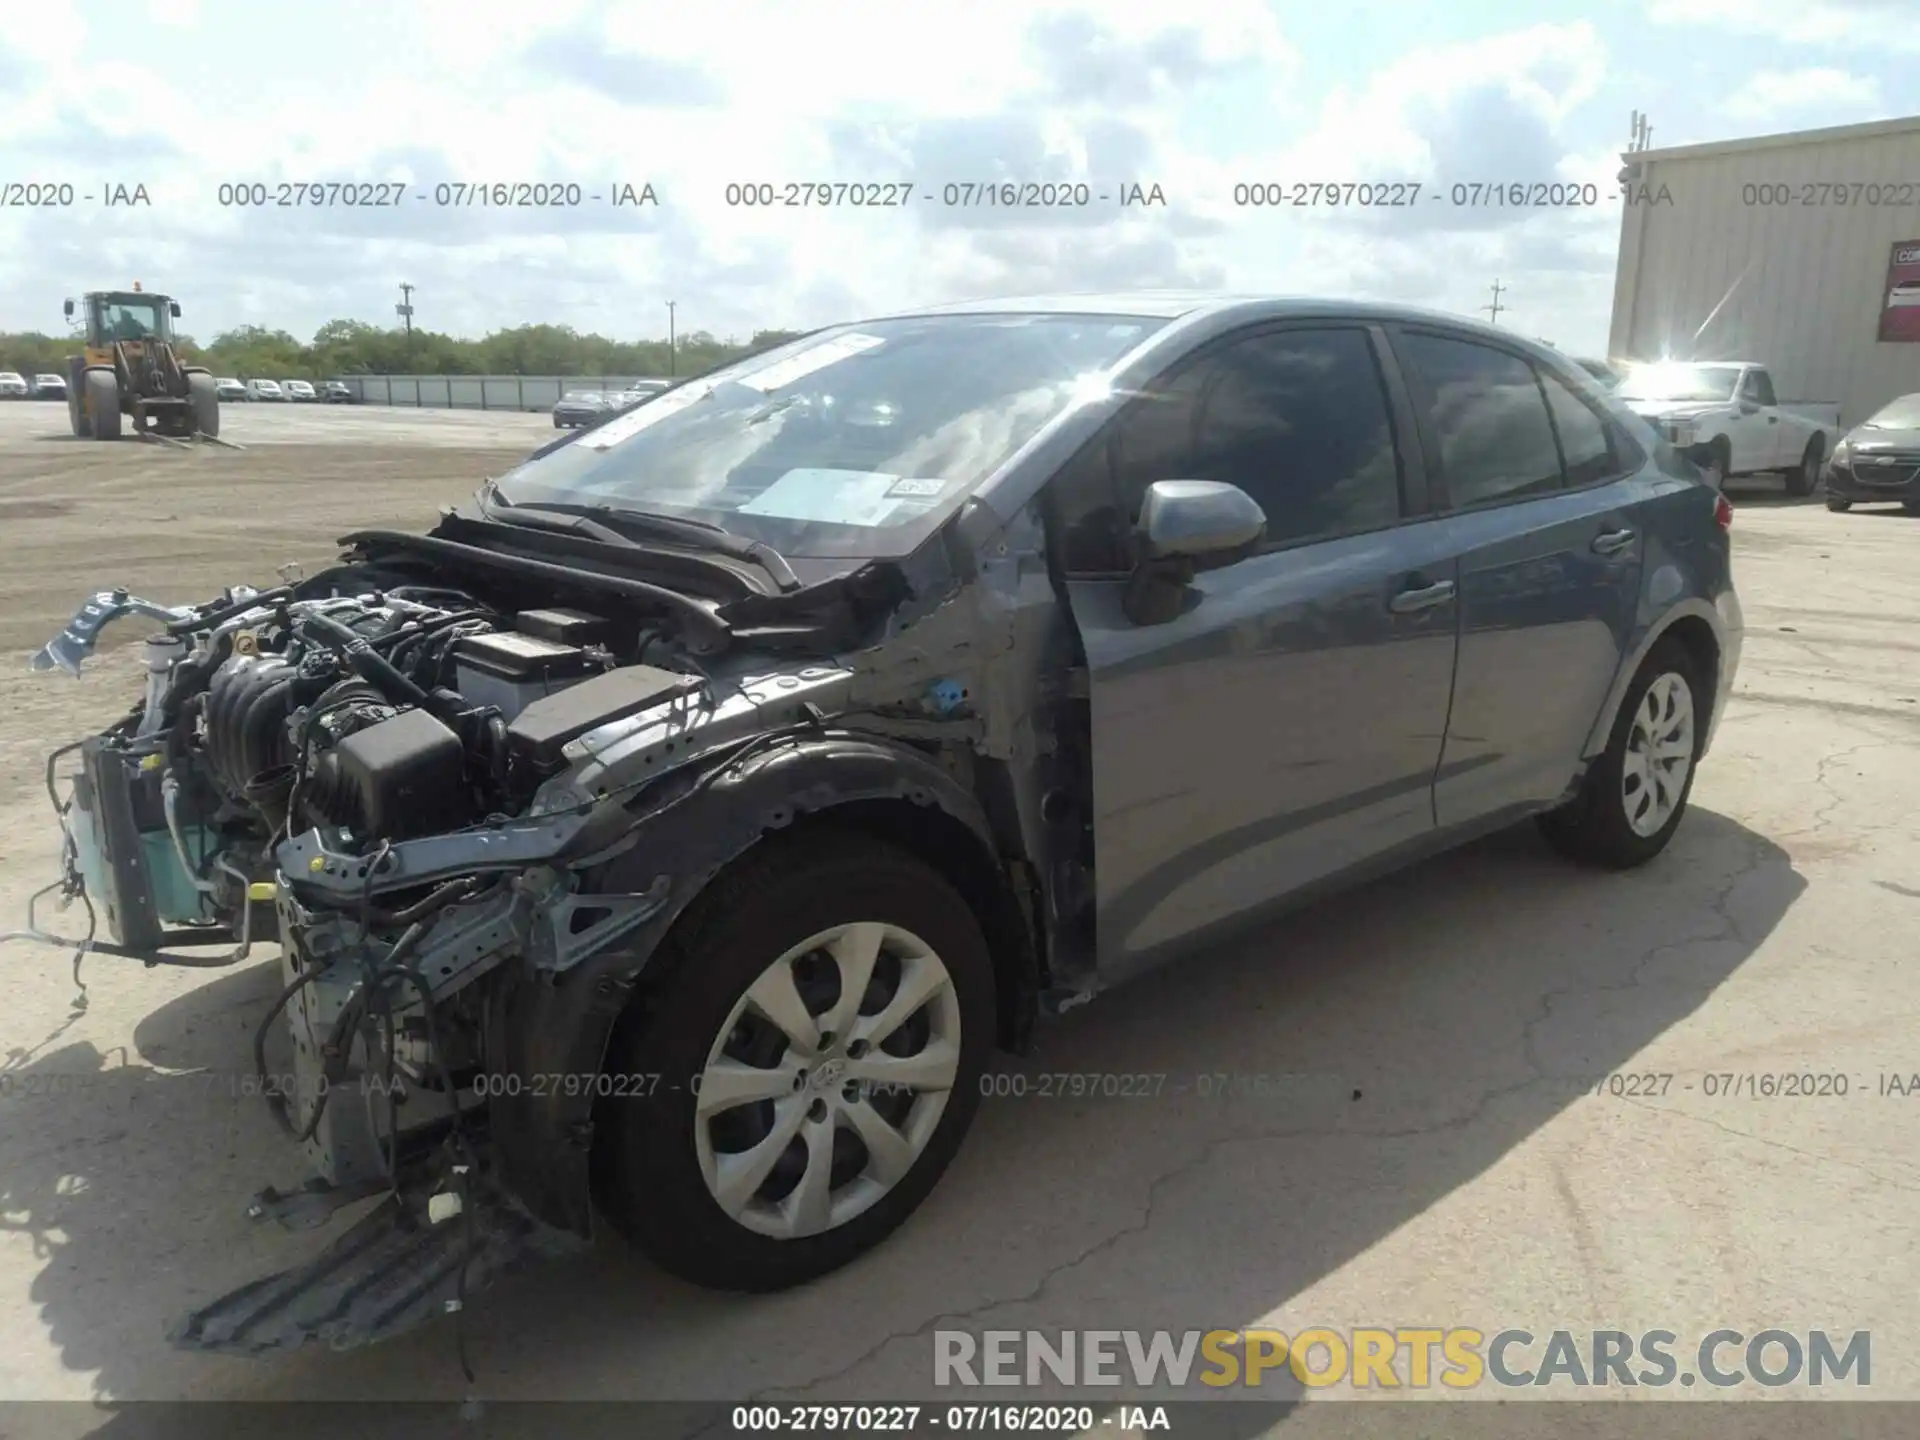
(1, 444, 1917, 1422)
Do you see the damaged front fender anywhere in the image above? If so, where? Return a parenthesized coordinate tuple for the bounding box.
(486, 730, 1022, 1236)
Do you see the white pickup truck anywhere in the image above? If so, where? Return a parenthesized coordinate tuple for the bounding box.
(1615, 360, 1843, 496)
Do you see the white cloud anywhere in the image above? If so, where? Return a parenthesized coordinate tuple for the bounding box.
(1719, 68, 1886, 124)
(1645, 0, 1920, 52)
(0, 5, 1641, 354)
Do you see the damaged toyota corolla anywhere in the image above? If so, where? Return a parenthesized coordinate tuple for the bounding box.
(7, 296, 1740, 1357)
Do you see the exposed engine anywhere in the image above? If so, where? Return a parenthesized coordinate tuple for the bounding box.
(43, 576, 716, 1192)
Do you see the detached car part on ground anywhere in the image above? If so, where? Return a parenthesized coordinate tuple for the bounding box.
(6, 296, 1742, 1359)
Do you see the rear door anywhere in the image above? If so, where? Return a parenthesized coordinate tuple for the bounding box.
(1387, 327, 1647, 830)
(1740, 367, 1787, 469)
(1051, 322, 1461, 976)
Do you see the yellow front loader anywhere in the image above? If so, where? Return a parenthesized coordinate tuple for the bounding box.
(64, 284, 228, 444)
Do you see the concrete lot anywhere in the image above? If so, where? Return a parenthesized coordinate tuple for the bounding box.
(1, 407, 1917, 1425)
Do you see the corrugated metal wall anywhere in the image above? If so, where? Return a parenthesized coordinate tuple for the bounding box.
(333, 376, 658, 411)
(1608, 121, 1920, 428)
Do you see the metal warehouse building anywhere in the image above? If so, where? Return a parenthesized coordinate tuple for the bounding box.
(1608, 114, 1920, 429)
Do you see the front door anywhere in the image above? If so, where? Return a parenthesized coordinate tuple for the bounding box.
(1387, 328, 1646, 828)
(1051, 324, 1461, 978)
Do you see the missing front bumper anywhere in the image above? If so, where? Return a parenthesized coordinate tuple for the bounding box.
(169, 1172, 587, 1357)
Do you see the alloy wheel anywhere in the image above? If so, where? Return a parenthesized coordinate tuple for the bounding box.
(695, 921, 962, 1240)
(1622, 673, 1695, 837)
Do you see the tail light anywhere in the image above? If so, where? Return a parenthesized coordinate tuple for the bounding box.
(1713, 493, 1733, 532)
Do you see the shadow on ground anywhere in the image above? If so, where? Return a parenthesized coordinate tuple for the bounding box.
(0, 807, 1803, 1440)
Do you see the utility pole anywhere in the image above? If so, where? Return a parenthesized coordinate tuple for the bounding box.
(1483, 279, 1506, 325)
(396, 283, 416, 370)
(667, 300, 677, 376)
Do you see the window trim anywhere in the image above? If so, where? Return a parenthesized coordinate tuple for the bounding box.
(1535, 361, 1626, 492)
(1387, 322, 1639, 515)
(1046, 318, 1428, 579)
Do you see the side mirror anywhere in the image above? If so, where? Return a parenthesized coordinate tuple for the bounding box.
(1123, 480, 1267, 626)
(1738, 400, 1758, 415)
(169, 301, 181, 318)
(1136, 479, 1267, 563)
(63, 299, 74, 319)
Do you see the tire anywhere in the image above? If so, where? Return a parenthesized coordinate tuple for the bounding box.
(1827, 496, 1852, 512)
(1904, 500, 1920, 516)
(1785, 437, 1823, 497)
(85, 370, 121, 441)
(592, 832, 995, 1292)
(68, 384, 90, 438)
(187, 371, 219, 438)
(1538, 638, 1705, 869)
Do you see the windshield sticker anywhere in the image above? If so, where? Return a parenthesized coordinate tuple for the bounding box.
(737, 468, 913, 527)
(733, 333, 886, 393)
(574, 386, 708, 448)
(885, 477, 946, 498)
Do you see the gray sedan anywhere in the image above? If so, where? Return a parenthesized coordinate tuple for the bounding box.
(17, 292, 1743, 1351)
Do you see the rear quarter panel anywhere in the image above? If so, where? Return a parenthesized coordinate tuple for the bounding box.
(1579, 472, 1741, 761)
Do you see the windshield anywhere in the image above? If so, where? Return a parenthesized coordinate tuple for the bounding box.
(1862, 393, 1920, 429)
(96, 298, 168, 341)
(494, 312, 1165, 559)
(1618, 363, 1742, 403)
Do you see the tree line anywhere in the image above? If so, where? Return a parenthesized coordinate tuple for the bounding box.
(0, 319, 811, 384)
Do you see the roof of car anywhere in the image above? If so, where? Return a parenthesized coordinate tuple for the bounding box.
(870, 291, 1553, 347)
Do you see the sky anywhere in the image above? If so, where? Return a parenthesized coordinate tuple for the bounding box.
(0, 0, 1910, 357)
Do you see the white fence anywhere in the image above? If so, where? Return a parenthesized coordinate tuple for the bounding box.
(333, 374, 669, 412)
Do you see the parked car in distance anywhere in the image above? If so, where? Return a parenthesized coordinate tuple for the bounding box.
(1825, 391, 1920, 514)
(617, 378, 673, 405)
(282, 379, 318, 402)
(18, 293, 1747, 1348)
(321, 380, 354, 404)
(0, 371, 27, 398)
(245, 378, 285, 402)
(1615, 360, 1841, 495)
(551, 389, 612, 428)
(33, 373, 67, 401)
(215, 377, 248, 402)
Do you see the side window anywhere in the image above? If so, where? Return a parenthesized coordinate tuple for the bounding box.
(1049, 328, 1405, 571)
(1539, 369, 1617, 487)
(1743, 369, 1777, 407)
(1398, 332, 1563, 508)
(1182, 328, 1404, 546)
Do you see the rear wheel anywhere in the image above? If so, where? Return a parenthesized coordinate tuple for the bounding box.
(85, 370, 121, 441)
(1784, 437, 1823, 497)
(1539, 638, 1704, 869)
(187, 371, 220, 438)
(592, 833, 994, 1292)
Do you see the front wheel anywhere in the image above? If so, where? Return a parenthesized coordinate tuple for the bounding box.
(84, 370, 121, 441)
(1538, 638, 1704, 869)
(592, 833, 995, 1292)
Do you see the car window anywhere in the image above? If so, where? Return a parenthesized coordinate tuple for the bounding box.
(1539, 369, 1618, 487)
(1742, 370, 1777, 407)
(1398, 332, 1562, 508)
(1051, 328, 1405, 573)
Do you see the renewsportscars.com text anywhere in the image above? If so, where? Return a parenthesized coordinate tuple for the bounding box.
(934, 1328, 1871, 1390)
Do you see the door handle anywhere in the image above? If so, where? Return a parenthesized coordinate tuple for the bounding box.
(1389, 579, 1456, 613)
(1591, 528, 1636, 555)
